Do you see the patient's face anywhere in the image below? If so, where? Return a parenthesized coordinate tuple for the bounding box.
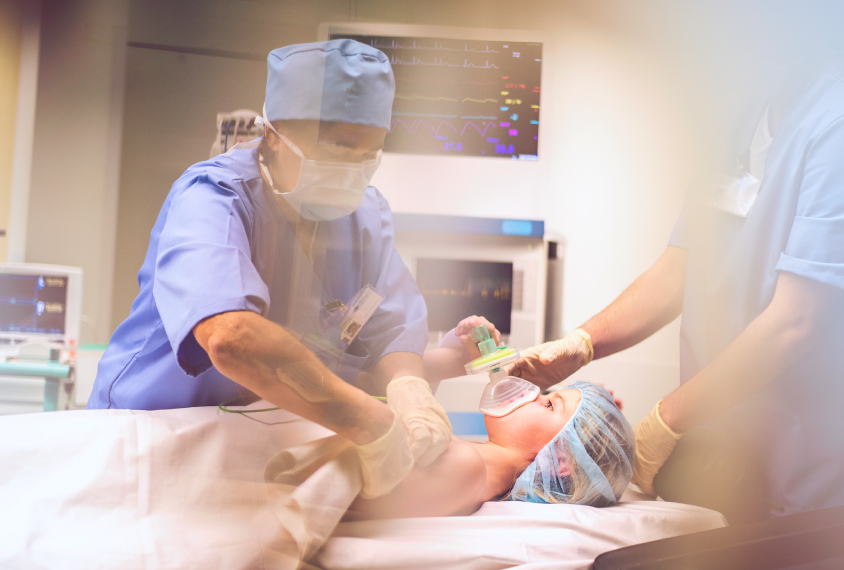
(484, 388, 583, 455)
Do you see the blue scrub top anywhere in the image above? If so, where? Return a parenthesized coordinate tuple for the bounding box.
(670, 70, 844, 516)
(89, 140, 428, 410)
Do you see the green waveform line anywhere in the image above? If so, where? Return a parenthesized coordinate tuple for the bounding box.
(395, 95, 459, 102)
(394, 95, 498, 103)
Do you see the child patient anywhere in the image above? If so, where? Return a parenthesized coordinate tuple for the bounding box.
(347, 381, 635, 520)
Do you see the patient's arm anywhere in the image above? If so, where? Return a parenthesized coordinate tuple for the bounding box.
(345, 438, 487, 520)
(423, 316, 501, 381)
(422, 346, 469, 383)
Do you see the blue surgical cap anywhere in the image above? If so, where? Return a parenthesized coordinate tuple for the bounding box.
(265, 39, 395, 130)
(509, 382, 635, 507)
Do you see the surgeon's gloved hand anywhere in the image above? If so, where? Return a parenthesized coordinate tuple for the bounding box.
(631, 400, 683, 497)
(356, 412, 414, 499)
(387, 376, 452, 467)
(506, 329, 594, 390)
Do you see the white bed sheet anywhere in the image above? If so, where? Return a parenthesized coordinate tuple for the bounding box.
(318, 490, 725, 570)
(0, 405, 725, 570)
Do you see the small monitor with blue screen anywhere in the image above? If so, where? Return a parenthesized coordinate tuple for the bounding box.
(0, 273, 68, 335)
(0, 264, 81, 347)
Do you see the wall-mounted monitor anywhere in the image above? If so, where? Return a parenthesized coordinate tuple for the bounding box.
(317, 23, 551, 222)
(327, 34, 541, 160)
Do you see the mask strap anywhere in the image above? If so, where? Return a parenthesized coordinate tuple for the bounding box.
(256, 103, 306, 159)
(256, 103, 295, 194)
(257, 152, 278, 193)
(255, 103, 280, 137)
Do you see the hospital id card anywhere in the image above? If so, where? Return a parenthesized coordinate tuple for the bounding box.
(340, 285, 384, 345)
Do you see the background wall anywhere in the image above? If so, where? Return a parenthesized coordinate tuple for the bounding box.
(16, 0, 830, 422)
(24, 0, 127, 345)
(0, 0, 23, 262)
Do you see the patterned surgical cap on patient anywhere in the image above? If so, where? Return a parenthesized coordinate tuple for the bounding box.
(509, 382, 635, 507)
(265, 39, 395, 130)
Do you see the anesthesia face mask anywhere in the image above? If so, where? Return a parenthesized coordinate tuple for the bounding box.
(464, 325, 541, 417)
(256, 105, 381, 221)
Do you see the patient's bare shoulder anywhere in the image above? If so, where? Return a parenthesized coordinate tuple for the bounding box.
(345, 437, 486, 520)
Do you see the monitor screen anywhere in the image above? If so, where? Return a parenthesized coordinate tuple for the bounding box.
(0, 273, 68, 335)
(416, 259, 512, 334)
(329, 34, 542, 160)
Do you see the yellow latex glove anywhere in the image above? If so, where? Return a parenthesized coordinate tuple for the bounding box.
(506, 329, 594, 389)
(387, 376, 453, 467)
(355, 412, 414, 499)
(631, 400, 683, 497)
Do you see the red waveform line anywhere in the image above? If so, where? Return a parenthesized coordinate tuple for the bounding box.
(390, 119, 498, 138)
(464, 80, 499, 85)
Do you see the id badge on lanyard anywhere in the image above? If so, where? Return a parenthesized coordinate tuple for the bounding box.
(324, 284, 385, 348)
(712, 173, 761, 218)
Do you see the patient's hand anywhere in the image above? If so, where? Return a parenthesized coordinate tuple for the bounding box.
(446, 315, 501, 361)
(425, 316, 501, 381)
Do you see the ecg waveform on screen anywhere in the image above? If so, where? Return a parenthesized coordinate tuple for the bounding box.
(394, 95, 499, 103)
(331, 34, 542, 158)
(394, 78, 499, 86)
(389, 55, 500, 69)
(390, 119, 498, 138)
(370, 39, 500, 54)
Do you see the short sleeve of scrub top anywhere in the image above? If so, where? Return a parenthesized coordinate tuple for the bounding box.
(775, 117, 844, 291)
(153, 169, 270, 377)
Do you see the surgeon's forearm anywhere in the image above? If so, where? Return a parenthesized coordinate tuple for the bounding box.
(581, 246, 688, 359)
(193, 311, 393, 444)
(659, 272, 839, 433)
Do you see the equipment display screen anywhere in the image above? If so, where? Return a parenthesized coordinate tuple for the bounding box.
(0, 273, 67, 335)
(330, 34, 542, 160)
(416, 259, 512, 334)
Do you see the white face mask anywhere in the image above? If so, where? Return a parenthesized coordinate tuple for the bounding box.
(257, 107, 381, 222)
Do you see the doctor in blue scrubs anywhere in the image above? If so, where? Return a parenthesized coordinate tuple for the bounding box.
(509, 55, 844, 517)
(88, 40, 475, 498)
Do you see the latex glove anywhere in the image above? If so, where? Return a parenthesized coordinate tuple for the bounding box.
(387, 376, 453, 467)
(356, 412, 414, 499)
(506, 329, 593, 389)
(631, 400, 683, 497)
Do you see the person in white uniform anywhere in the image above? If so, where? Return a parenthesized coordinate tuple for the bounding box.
(508, 54, 844, 518)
